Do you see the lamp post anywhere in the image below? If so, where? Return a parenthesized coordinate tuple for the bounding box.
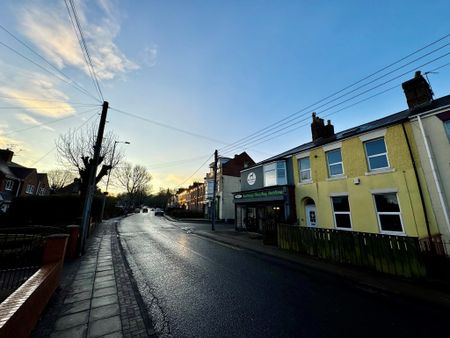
(100, 140, 130, 220)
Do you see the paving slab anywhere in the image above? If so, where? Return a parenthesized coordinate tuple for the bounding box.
(93, 286, 117, 298)
(54, 311, 89, 331)
(95, 275, 114, 283)
(64, 290, 93, 304)
(60, 299, 91, 316)
(91, 294, 118, 308)
(94, 279, 116, 290)
(89, 303, 120, 321)
(50, 324, 87, 338)
(88, 315, 122, 337)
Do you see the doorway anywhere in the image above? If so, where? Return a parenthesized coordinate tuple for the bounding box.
(305, 204, 317, 227)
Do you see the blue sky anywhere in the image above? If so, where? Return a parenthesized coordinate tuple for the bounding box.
(0, 0, 449, 192)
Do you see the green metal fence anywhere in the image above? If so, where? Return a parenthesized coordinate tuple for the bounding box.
(277, 224, 427, 278)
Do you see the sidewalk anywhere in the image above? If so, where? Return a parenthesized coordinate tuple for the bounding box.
(170, 216, 450, 309)
(32, 220, 154, 338)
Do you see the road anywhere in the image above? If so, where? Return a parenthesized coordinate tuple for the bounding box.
(118, 212, 450, 337)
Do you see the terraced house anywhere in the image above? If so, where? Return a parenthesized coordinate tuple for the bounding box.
(287, 72, 447, 253)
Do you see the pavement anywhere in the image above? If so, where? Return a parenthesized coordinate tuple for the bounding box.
(32, 219, 154, 338)
(166, 215, 450, 310)
(31, 214, 450, 337)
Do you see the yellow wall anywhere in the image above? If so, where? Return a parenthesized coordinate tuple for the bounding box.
(293, 123, 435, 238)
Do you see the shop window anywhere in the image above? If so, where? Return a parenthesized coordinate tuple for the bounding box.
(374, 193, 403, 233)
(331, 196, 351, 229)
(364, 138, 390, 171)
(298, 157, 311, 182)
(326, 149, 344, 177)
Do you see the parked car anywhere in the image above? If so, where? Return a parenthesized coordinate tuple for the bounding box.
(155, 208, 164, 216)
(142, 208, 148, 213)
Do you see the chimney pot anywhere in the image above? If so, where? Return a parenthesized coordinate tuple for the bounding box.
(402, 70, 433, 110)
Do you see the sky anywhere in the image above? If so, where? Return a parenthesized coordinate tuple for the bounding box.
(0, 0, 449, 193)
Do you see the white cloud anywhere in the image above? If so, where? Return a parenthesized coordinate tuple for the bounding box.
(0, 65, 75, 118)
(142, 45, 158, 67)
(15, 113, 55, 132)
(18, 0, 139, 81)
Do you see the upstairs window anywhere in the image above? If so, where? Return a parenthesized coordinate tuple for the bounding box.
(5, 179, 14, 191)
(326, 149, 344, 177)
(364, 138, 389, 171)
(445, 121, 450, 141)
(331, 196, 351, 229)
(25, 184, 35, 194)
(374, 193, 403, 233)
(264, 161, 287, 187)
(298, 157, 311, 182)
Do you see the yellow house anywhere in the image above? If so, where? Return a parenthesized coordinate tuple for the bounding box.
(285, 72, 448, 242)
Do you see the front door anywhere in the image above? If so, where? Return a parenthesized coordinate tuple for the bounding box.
(305, 205, 317, 227)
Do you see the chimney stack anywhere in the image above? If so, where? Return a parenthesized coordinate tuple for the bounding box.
(311, 113, 335, 142)
(401, 70, 433, 110)
(0, 148, 13, 162)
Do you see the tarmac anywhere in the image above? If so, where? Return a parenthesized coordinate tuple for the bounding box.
(33, 215, 450, 337)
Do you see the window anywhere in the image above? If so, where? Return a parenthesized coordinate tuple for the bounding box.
(374, 193, 403, 233)
(445, 121, 450, 140)
(326, 149, 343, 177)
(277, 162, 287, 185)
(5, 179, 14, 191)
(264, 161, 287, 187)
(298, 157, 311, 182)
(25, 184, 35, 194)
(264, 163, 277, 186)
(331, 196, 351, 229)
(364, 138, 389, 171)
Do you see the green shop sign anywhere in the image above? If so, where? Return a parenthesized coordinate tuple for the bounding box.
(235, 189, 284, 200)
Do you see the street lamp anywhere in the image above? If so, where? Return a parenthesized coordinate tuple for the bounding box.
(101, 140, 130, 220)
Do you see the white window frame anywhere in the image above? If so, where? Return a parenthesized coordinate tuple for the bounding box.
(263, 163, 277, 187)
(5, 179, 14, 191)
(331, 195, 352, 230)
(445, 120, 450, 142)
(326, 148, 344, 177)
(25, 184, 35, 195)
(364, 137, 390, 171)
(298, 157, 311, 182)
(373, 192, 404, 234)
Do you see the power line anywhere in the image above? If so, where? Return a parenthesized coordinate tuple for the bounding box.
(29, 110, 99, 167)
(110, 107, 227, 144)
(218, 35, 449, 153)
(174, 154, 213, 190)
(0, 93, 99, 105)
(219, 52, 449, 155)
(4, 107, 99, 136)
(0, 23, 101, 103)
(64, 0, 104, 101)
(147, 154, 212, 169)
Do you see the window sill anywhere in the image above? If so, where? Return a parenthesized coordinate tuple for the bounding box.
(298, 180, 313, 186)
(335, 227, 353, 231)
(327, 175, 347, 181)
(380, 230, 406, 236)
(365, 168, 395, 176)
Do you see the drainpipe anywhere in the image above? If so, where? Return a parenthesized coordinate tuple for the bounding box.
(416, 115, 450, 236)
(401, 123, 434, 253)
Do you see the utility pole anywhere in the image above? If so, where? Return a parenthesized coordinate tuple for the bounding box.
(211, 149, 218, 231)
(80, 101, 109, 255)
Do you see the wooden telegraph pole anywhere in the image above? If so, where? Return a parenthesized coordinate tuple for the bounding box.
(80, 101, 109, 255)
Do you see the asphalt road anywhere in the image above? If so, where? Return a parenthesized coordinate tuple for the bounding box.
(118, 212, 450, 338)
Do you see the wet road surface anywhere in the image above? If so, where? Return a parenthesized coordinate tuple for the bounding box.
(118, 212, 450, 337)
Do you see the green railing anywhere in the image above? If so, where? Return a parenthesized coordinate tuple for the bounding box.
(277, 224, 427, 278)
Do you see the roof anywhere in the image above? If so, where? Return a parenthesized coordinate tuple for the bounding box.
(253, 94, 450, 167)
(9, 166, 36, 180)
(0, 160, 17, 179)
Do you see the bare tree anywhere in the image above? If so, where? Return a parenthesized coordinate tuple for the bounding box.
(114, 163, 152, 208)
(55, 123, 124, 197)
(47, 169, 76, 190)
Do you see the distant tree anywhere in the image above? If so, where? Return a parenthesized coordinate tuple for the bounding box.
(114, 163, 152, 208)
(47, 169, 76, 191)
(146, 188, 173, 209)
(55, 123, 123, 199)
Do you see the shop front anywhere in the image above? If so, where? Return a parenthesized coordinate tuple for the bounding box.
(234, 186, 295, 232)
